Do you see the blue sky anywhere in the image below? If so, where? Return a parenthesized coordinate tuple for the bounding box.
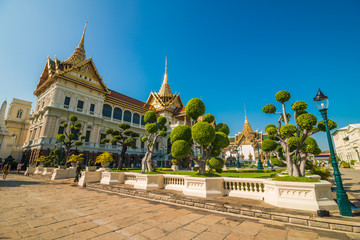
(0, 0, 359, 150)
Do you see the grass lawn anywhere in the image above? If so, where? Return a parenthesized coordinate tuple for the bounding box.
(110, 169, 278, 178)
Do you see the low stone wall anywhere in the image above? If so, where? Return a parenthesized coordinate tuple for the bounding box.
(264, 179, 338, 211)
(24, 166, 36, 176)
(51, 168, 76, 180)
(95, 172, 337, 212)
(42, 168, 55, 176)
(33, 167, 44, 175)
(78, 171, 102, 187)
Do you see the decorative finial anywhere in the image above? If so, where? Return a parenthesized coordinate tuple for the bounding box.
(165, 56, 167, 74)
(78, 21, 87, 49)
(244, 104, 248, 123)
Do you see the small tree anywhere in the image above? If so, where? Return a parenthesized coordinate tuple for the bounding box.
(56, 115, 85, 165)
(170, 98, 230, 175)
(261, 139, 278, 165)
(95, 151, 114, 165)
(262, 90, 336, 176)
(102, 124, 139, 170)
(141, 111, 168, 173)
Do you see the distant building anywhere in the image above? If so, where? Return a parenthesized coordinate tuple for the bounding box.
(332, 124, 360, 163)
(224, 113, 267, 165)
(0, 99, 32, 162)
(312, 150, 330, 163)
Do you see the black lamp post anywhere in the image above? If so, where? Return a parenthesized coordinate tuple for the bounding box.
(313, 89, 352, 217)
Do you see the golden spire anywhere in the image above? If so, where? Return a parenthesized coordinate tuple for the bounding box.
(62, 21, 87, 65)
(158, 56, 173, 98)
(242, 104, 254, 134)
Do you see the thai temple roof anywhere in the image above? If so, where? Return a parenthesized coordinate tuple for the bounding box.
(62, 22, 87, 65)
(158, 57, 173, 98)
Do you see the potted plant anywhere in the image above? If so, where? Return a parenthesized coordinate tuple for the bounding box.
(86, 159, 97, 171)
(171, 159, 179, 171)
(95, 152, 114, 170)
(67, 154, 84, 167)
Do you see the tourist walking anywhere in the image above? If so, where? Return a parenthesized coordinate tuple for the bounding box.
(17, 163, 24, 174)
(74, 161, 82, 182)
(2, 163, 10, 179)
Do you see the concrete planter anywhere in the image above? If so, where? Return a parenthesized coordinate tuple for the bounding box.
(100, 172, 123, 185)
(263, 179, 338, 211)
(171, 165, 179, 171)
(354, 162, 360, 170)
(134, 174, 164, 190)
(42, 168, 55, 176)
(51, 168, 76, 180)
(34, 167, 44, 175)
(78, 171, 102, 187)
(183, 177, 224, 198)
(96, 162, 111, 172)
(86, 166, 97, 171)
(24, 166, 36, 176)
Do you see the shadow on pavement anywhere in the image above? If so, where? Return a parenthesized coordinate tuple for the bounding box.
(0, 180, 44, 187)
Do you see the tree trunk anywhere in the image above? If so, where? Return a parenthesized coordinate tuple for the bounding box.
(299, 153, 307, 177)
(118, 145, 127, 170)
(292, 162, 300, 177)
(198, 160, 206, 175)
(282, 143, 293, 176)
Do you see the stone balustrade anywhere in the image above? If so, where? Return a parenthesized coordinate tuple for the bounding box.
(91, 172, 338, 212)
(223, 177, 265, 200)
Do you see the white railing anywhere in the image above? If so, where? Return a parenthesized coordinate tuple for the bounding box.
(222, 177, 265, 200)
(163, 174, 185, 191)
(123, 172, 138, 185)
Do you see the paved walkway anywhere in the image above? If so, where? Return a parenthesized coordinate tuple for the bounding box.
(0, 173, 358, 240)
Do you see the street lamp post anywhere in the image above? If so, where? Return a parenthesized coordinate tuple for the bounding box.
(314, 89, 352, 217)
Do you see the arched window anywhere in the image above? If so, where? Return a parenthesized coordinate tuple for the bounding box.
(124, 110, 132, 122)
(102, 104, 112, 118)
(113, 107, 122, 120)
(133, 113, 140, 124)
(141, 115, 146, 126)
(16, 109, 23, 118)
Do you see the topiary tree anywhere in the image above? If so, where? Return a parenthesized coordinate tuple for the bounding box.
(261, 139, 278, 166)
(262, 91, 337, 176)
(170, 98, 230, 175)
(141, 111, 168, 173)
(56, 115, 85, 165)
(102, 124, 139, 170)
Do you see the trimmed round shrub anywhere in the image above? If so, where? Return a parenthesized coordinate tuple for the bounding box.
(281, 113, 291, 123)
(161, 126, 168, 131)
(171, 140, 191, 159)
(266, 126, 277, 135)
(317, 119, 337, 132)
(157, 116, 167, 126)
(170, 125, 192, 144)
(291, 101, 307, 111)
(119, 123, 130, 130)
(62, 122, 68, 128)
(297, 113, 317, 130)
(202, 114, 215, 123)
(145, 123, 158, 134)
(159, 131, 167, 137)
(74, 141, 83, 146)
(74, 123, 82, 129)
(212, 132, 230, 149)
(262, 104, 276, 114)
(265, 124, 276, 132)
(192, 122, 215, 146)
(209, 157, 224, 170)
(211, 149, 221, 157)
(270, 157, 286, 167)
(56, 134, 65, 141)
(261, 139, 278, 152)
(275, 90, 290, 103)
(69, 115, 78, 122)
(124, 139, 135, 146)
(142, 136, 148, 142)
(68, 133, 74, 139)
(144, 111, 157, 123)
(101, 138, 110, 144)
(280, 124, 297, 137)
(185, 98, 205, 120)
(288, 136, 301, 147)
(123, 129, 133, 136)
(215, 123, 230, 136)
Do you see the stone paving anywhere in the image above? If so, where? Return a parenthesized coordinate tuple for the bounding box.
(337, 168, 360, 208)
(0, 173, 359, 240)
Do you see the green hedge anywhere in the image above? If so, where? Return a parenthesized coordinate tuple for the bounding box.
(273, 176, 320, 182)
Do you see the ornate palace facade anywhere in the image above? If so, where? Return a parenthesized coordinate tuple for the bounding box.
(22, 24, 187, 167)
(224, 113, 268, 165)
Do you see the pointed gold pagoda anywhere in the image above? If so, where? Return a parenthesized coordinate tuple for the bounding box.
(158, 57, 173, 99)
(63, 21, 87, 65)
(242, 105, 254, 134)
